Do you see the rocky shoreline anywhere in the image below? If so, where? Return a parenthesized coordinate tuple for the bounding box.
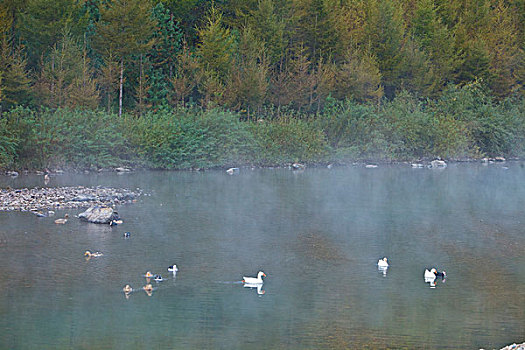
(497, 342, 525, 350)
(0, 186, 140, 212)
(481, 342, 525, 350)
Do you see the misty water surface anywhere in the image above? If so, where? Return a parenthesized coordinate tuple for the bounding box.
(0, 163, 524, 349)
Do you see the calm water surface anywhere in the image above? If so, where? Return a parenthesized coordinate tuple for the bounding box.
(0, 164, 524, 349)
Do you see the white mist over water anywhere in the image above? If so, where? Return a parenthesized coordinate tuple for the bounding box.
(0, 163, 524, 349)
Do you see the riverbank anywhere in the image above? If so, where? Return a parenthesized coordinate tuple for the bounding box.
(482, 342, 525, 350)
(1, 84, 523, 172)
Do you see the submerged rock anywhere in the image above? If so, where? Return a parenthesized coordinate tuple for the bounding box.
(226, 167, 239, 175)
(430, 159, 447, 168)
(78, 206, 119, 224)
(291, 163, 306, 170)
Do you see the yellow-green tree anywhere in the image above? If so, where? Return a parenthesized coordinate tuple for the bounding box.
(196, 5, 236, 107)
(95, 0, 156, 116)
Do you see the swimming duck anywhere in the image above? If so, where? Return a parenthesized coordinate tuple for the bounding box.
(154, 274, 164, 282)
(377, 257, 389, 268)
(144, 271, 154, 278)
(424, 268, 437, 280)
(109, 220, 123, 226)
(54, 214, 69, 224)
(123, 285, 133, 294)
(167, 264, 178, 273)
(143, 284, 153, 292)
(242, 271, 266, 284)
(436, 270, 447, 280)
(123, 232, 131, 238)
(84, 250, 103, 258)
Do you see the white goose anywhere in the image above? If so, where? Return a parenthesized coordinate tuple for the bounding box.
(424, 268, 437, 282)
(242, 271, 266, 284)
(377, 257, 389, 268)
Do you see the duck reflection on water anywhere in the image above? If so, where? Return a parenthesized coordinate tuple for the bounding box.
(243, 283, 265, 295)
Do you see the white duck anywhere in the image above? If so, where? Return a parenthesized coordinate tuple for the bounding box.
(242, 271, 266, 284)
(424, 268, 437, 282)
(377, 257, 389, 268)
(167, 264, 178, 274)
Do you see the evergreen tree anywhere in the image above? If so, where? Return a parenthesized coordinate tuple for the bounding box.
(95, 0, 156, 116)
(18, 0, 87, 69)
(485, 0, 522, 97)
(0, 31, 32, 111)
(247, 0, 286, 67)
(411, 0, 457, 94)
(196, 5, 236, 107)
(334, 50, 383, 102)
(323, 0, 367, 60)
(146, 3, 182, 107)
(170, 42, 200, 106)
(364, 0, 406, 98)
(225, 27, 269, 114)
(34, 28, 98, 109)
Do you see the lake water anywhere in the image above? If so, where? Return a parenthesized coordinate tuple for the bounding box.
(0, 163, 524, 349)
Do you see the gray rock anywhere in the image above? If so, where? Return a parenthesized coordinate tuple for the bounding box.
(78, 206, 119, 224)
(291, 163, 305, 170)
(72, 195, 98, 202)
(226, 167, 239, 175)
(430, 159, 447, 168)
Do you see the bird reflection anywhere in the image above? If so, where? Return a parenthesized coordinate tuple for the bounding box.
(378, 266, 388, 276)
(243, 283, 265, 295)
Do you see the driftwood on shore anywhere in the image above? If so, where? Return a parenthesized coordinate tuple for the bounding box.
(0, 186, 140, 212)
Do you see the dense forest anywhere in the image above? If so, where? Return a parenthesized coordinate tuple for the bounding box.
(0, 0, 524, 170)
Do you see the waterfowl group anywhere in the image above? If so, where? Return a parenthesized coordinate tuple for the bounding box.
(424, 268, 446, 280)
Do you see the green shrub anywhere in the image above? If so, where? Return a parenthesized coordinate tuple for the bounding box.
(250, 115, 330, 165)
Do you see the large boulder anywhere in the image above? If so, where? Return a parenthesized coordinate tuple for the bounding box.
(78, 206, 119, 224)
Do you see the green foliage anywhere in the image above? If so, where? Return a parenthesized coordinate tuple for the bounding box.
(122, 107, 256, 169)
(251, 115, 330, 164)
(18, 0, 87, 68)
(0, 37, 32, 110)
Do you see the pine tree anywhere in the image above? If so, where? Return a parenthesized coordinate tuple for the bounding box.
(334, 50, 383, 102)
(18, 0, 87, 69)
(225, 27, 269, 114)
(170, 42, 200, 106)
(364, 0, 406, 98)
(196, 5, 236, 107)
(247, 0, 286, 68)
(485, 0, 522, 97)
(95, 0, 156, 116)
(0, 33, 32, 111)
(34, 28, 94, 108)
(411, 0, 457, 94)
(145, 3, 182, 107)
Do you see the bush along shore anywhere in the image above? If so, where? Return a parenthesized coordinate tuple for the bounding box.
(1, 84, 523, 172)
